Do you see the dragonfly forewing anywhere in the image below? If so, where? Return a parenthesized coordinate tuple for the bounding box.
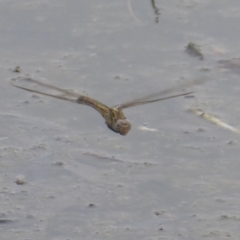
(12, 77, 111, 118)
(114, 78, 205, 109)
(12, 77, 81, 100)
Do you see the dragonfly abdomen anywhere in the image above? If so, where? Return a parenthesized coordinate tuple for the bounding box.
(76, 96, 111, 118)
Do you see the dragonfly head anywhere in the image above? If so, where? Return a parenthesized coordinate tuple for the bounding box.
(114, 119, 131, 135)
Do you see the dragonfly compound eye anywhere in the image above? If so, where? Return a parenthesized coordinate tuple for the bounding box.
(115, 119, 131, 135)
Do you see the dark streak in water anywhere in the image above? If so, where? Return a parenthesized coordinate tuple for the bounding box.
(0, 219, 13, 224)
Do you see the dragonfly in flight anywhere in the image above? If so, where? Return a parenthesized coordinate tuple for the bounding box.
(12, 77, 202, 135)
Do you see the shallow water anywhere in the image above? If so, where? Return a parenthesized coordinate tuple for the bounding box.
(1, 0, 240, 239)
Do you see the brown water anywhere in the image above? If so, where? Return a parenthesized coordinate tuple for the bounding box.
(1, 0, 240, 239)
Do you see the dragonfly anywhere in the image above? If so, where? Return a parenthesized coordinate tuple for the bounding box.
(12, 77, 202, 135)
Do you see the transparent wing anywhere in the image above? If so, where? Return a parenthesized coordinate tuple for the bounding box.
(12, 77, 83, 102)
(12, 77, 111, 116)
(114, 79, 204, 109)
(114, 91, 194, 109)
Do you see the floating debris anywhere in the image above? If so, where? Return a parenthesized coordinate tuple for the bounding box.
(88, 203, 96, 208)
(15, 175, 26, 185)
(0, 219, 12, 224)
(190, 108, 240, 134)
(154, 211, 165, 216)
(127, 0, 143, 25)
(218, 58, 240, 72)
(13, 66, 21, 73)
(151, 0, 160, 23)
(138, 126, 159, 132)
(185, 42, 204, 60)
(51, 161, 64, 166)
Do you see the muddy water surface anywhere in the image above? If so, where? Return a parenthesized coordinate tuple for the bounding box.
(1, 0, 240, 239)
